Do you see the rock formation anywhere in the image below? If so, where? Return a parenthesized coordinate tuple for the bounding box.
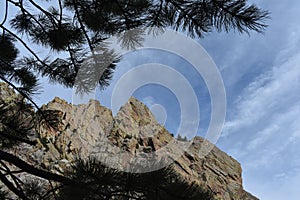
(0, 83, 258, 200)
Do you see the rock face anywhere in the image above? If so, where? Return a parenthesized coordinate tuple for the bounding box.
(0, 83, 258, 200)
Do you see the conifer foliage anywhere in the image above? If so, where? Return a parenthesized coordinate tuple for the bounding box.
(1, 0, 269, 95)
(58, 159, 214, 200)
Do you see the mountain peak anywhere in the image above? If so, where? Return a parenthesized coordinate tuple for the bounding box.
(0, 83, 258, 200)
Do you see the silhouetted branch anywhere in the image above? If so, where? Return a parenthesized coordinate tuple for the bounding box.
(0, 150, 74, 184)
(0, 75, 40, 111)
(0, 170, 29, 200)
(0, 0, 9, 26)
(0, 161, 24, 192)
(28, 0, 59, 24)
(72, 0, 94, 51)
(0, 132, 36, 146)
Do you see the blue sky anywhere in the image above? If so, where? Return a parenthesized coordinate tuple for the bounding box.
(2, 0, 300, 199)
(199, 1, 300, 199)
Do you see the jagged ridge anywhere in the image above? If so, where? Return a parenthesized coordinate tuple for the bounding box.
(0, 83, 258, 200)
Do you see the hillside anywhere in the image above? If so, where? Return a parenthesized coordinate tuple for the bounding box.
(0, 82, 258, 199)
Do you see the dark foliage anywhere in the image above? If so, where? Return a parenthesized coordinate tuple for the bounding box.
(0, 35, 39, 96)
(58, 158, 214, 200)
(0, 96, 35, 148)
(0, 0, 269, 95)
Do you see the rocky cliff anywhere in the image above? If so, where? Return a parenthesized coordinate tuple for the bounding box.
(0, 83, 258, 200)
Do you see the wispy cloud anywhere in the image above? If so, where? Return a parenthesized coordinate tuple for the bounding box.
(220, 21, 300, 200)
(224, 50, 300, 136)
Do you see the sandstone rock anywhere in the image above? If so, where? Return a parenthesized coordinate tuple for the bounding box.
(37, 96, 258, 199)
(0, 83, 258, 200)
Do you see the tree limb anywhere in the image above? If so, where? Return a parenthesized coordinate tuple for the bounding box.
(0, 170, 29, 200)
(0, 150, 74, 184)
(0, 0, 9, 26)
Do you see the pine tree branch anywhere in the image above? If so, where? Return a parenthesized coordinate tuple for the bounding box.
(8, 0, 49, 35)
(72, 0, 94, 51)
(113, 0, 131, 30)
(0, 0, 9, 26)
(0, 75, 40, 111)
(1, 24, 42, 64)
(0, 170, 29, 200)
(0, 56, 38, 95)
(151, 0, 164, 27)
(212, 0, 269, 33)
(0, 131, 37, 146)
(40, 184, 63, 200)
(58, 0, 63, 25)
(66, 46, 78, 73)
(165, 0, 210, 37)
(8, 1, 79, 86)
(1, 25, 57, 78)
(27, 0, 59, 25)
(1, 25, 73, 87)
(0, 75, 61, 135)
(0, 161, 24, 192)
(47, 180, 59, 200)
(0, 150, 74, 184)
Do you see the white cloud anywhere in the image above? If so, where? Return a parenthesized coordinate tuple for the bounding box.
(246, 124, 280, 151)
(221, 23, 300, 200)
(224, 45, 300, 135)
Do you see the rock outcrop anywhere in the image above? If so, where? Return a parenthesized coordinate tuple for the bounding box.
(0, 83, 258, 200)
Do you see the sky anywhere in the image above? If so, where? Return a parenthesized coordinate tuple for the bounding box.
(199, 1, 300, 199)
(2, 0, 300, 199)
